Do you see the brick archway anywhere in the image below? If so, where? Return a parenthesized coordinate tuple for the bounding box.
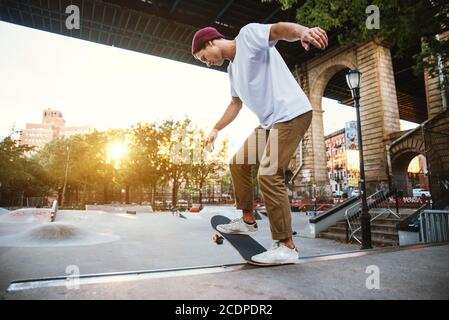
(389, 131, 426, 195)
(390, 139, 425, 163)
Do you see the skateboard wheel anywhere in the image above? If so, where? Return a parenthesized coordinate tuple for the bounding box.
(213, 234, 224, 244)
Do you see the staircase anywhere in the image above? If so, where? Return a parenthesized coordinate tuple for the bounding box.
(318, 211, 413, 247)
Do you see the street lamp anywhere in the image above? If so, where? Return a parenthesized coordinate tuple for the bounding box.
(346, 69, 372, 249)
(61, 145, 70, 208)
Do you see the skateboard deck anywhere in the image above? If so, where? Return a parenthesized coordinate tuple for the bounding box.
(211, 215, 283, 266)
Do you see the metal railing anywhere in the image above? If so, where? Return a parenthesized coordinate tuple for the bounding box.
(50, 200, 58, 222)
(396, 203, 429, 233)
(345, 190, 398, 244)
(420, 210, 449, 243)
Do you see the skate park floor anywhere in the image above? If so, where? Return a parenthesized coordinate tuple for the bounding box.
(1, 205, 448, 300)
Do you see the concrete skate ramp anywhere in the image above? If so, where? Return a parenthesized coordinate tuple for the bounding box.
(0, 208, 51, 223)
(183, 205, 266, 222)
(0, 222, 119, 247)
(199, 205, 240, 217)
(85, 204, 153, 213)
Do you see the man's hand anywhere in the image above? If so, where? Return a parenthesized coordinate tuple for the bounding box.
(300, 27, 328, 51)
(204, 128, 219, 152)
(269, 22, 328, 51)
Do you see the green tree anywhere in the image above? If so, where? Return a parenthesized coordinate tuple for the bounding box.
(37, 131, 113, 207)
(188, 129, 229, 207)
(263, 0, 448, 85)
(157, 117, 193, 208)
(0, 137, 51, 206)
(127, 123, 164, 205)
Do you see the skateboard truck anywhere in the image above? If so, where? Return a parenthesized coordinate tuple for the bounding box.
(213, 234, 224, 245)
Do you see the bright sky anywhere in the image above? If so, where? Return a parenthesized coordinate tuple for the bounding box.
(322, 97, 419, 135)
(0, 21, 417, 155)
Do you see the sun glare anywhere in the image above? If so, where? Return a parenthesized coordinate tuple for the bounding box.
(107, 141, 128, 163)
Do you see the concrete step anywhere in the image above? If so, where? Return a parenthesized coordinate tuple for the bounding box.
(371, 225, 399, 233)
(324, 227, 399, 241)
(336, 221, 400, 231)
(371, 219, 402, 226)
(335, 218, 403, 227)
(318, 231, 399, 247)
(335, 221, 400, 229)
(328, 224, 399, 234)
(370, 230, 399, 241)
(319, 211, 415, 247)
(335, 213, 409, 220)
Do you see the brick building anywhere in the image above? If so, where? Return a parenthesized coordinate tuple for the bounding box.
(325, 121, 360, 194)
(19, 108, 91, 149)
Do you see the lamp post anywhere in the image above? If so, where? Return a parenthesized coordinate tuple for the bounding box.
(346, 69, 372, 249)
(61, 145, 70, 208)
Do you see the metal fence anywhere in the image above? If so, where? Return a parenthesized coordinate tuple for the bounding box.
(422, 110, 449, 209)
(1, 195, 51, 208)
(420, 210, 449, 243)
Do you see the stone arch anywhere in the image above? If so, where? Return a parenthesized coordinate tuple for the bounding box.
(309, 59, 358, 110)
(298, 50, 357, 188)
(390, 134, 425, 161)
(389, 134, 427, 195)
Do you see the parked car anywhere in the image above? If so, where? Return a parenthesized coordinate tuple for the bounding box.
(189, 203, 202, 213)
(412, 188, 431, 197)
(350, 189, 360, 197)
(332, 190, 344, 198)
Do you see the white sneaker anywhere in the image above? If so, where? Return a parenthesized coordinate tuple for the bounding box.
(251, 241, 299, 265)
(216, 218, 258, 235)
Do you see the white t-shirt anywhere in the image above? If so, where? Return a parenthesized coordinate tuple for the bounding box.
(227, 23, 312, 129)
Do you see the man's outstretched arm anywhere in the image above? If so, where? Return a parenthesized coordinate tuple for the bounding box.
(269, 22, 328, 51)
(213, 96, 243, 131)
(204, 96, 243, 150)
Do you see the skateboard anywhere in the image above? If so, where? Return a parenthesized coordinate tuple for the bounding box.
(211, 215, 284, 266)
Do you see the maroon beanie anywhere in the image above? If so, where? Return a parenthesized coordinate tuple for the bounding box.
(191, 27, 224, 55)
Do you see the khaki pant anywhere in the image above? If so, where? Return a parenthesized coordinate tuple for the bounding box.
(229, 111, 312, 240)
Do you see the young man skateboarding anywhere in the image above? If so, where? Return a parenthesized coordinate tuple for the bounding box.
(192, 22, 328, 264)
